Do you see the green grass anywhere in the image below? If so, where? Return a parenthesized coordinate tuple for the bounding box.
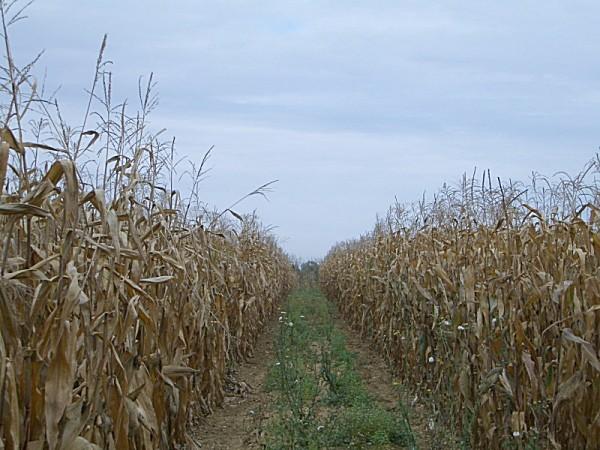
(265, 289, 417, 449)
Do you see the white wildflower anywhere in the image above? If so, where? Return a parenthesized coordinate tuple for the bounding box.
(275, 362, 281, 366)
(442, 320, 451, 326)
(288, 322, 294, 327)
(410, 394, 418, 407)
(317, 425, 325, 432)
(428, 356, 435, 364)
(428, 418, 435, 430)
(512, 431, 521, 438)
(457, 325, 466, 331)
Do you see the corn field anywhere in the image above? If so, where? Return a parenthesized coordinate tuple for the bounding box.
(0, 6, 296, 448)
(321, 160, 600, 449)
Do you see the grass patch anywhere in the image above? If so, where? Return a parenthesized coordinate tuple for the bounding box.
(265, 289, 416, 449)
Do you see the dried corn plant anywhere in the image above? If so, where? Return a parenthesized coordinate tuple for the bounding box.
(322, 159, 600, 449)
(0, 3, 296, 448)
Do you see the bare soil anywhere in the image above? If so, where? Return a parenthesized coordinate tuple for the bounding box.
(190, 300, 454, 449)
(334, 314, 455, 450)
(189, 321, 278, 449)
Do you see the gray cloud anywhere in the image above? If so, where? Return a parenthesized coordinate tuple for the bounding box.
(10, 0, 600, 258)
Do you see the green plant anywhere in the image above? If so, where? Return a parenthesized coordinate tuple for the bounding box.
(266, 289, 416, 449)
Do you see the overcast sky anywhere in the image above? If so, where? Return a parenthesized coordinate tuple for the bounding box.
(10, 1, 600, 259)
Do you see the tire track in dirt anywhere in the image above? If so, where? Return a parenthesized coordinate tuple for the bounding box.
(190, 292, 457, 449)
(189, 321, 278, 449)
(333, 313, 451, 450)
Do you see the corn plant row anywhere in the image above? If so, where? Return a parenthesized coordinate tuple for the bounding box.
(0, 145, 295, 449)
(321, 160, 600, 449)
(0, 11, 296, 446)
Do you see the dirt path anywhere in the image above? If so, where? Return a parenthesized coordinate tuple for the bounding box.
(334, 314, 457, 450)
(336, 319, 398, 409)
(334, 318, 429, 449)
(190, 291, 455, 449)
(190, 321, 278, 449)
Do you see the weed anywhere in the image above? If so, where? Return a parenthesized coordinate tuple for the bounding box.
(266, 289, 416, 449)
